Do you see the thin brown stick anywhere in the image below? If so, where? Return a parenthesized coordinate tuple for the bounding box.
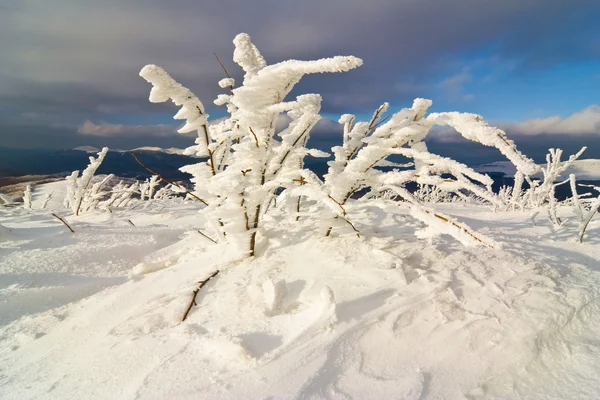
(128, 151, 209, 206)
(249, 126, 260, 148)
(341, 216, 360, 237)
(127, 219, 136, 227)
(327, 195, 347, 215)
(197, 229, 218, 244)
(579, 202, 600, 243)
(249, 204, 261, 257)
(182, 270, 220, 322)
(52, 213, 75, 233)
(213, 52, 233, 80)
(425, 210, 494, 248)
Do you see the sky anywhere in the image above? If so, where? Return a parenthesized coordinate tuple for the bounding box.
(1, 0, 599, 163)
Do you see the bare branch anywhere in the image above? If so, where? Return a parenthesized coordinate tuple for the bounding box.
(182, 270, 220, 322)
(52, 213, 75, 233)
(129, 151, 209, 206)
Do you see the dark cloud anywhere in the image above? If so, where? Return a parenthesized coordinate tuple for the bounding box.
(1, 0, 598, 149)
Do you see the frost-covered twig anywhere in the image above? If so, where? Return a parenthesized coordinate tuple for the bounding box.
(52, 213, 75, 233)
(579, 196, 600, 243)
(64, 147, 109, 215)
(129, 152, 208, 206)
(182, 270, 220, 322)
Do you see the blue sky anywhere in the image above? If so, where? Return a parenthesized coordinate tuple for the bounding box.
(0, 0, 598, 162)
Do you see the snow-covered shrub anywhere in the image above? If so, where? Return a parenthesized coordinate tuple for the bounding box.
(80, 174, 114, 213)
(102, 181, 139, 210)
(139, 175, 160, 201)
(495, 147, 587, 224)
(285, 99, 536, 245)
(140, 33, 361, 257)
(413, 184, 457, 204)
(153, 184, 177, 201)
(64, 147, 109, 215)
(138, 33, 545, 252)
(576, 183, 600, 242)
(23, 185, 32, 209)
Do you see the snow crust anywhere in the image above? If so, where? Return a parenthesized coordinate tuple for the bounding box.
(2, 181, 600, 399)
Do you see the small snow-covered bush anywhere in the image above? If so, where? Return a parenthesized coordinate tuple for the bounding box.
(64, 147, 109, 215)
(495, 147, 588, 227)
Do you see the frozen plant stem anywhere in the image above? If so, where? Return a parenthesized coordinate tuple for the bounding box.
(128, 151, 209, 206)
(579, 198, 600, 243)
(52, 213, 75, 233)
(182, 270, 220, 322)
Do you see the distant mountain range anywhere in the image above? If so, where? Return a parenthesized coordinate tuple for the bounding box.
(1, 146, 598, 201)
(73, 146, 189, 156)
(475, 160, 600, 181)
(0, 146, 196, 180)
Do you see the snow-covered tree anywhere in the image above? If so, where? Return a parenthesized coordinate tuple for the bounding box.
(140, 33, 362, 257)
(64, 147, 109, 215)
(138, 33, 543, 253)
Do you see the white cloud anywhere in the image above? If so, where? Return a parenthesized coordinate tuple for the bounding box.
(502, 105, 600, 135)
(426, 105, 600, 144)
(77, 120, 177, 137)
(438, 69, 475, 101)
(273, 114, 341, 135)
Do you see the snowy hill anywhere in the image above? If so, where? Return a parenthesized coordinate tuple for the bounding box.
(476, 159, 600, 180)
(1, 181, 600, 399)
(72, 146, 190, 156)
(127, 146, 189, 156)
(0, 147, 196, 180)
(73, 146, 101, 153)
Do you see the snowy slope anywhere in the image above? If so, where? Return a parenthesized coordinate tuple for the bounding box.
(128, 146, 189, 156)
(73, 146, 101, 153)
(1, 182, 600, 399)
(72, 146, 190, 156)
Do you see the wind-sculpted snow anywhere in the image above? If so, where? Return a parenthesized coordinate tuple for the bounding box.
(1, 196, 600, 399)
(2, 31, 599, 399)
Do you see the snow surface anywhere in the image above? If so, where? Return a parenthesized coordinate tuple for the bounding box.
(477, 159, 600, 180)
(2, 181, 600, 399)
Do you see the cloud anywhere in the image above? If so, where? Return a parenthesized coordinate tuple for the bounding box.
(2, 0, 598, 149)
(77, 121, 178, 137)
(501, 105, 600, 135)
(438, 69, 475, 101)
(426, 105, 600, 144)
(1, 0, 598, 117)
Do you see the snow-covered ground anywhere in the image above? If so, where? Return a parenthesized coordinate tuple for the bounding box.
(1, 181, 600, 399)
